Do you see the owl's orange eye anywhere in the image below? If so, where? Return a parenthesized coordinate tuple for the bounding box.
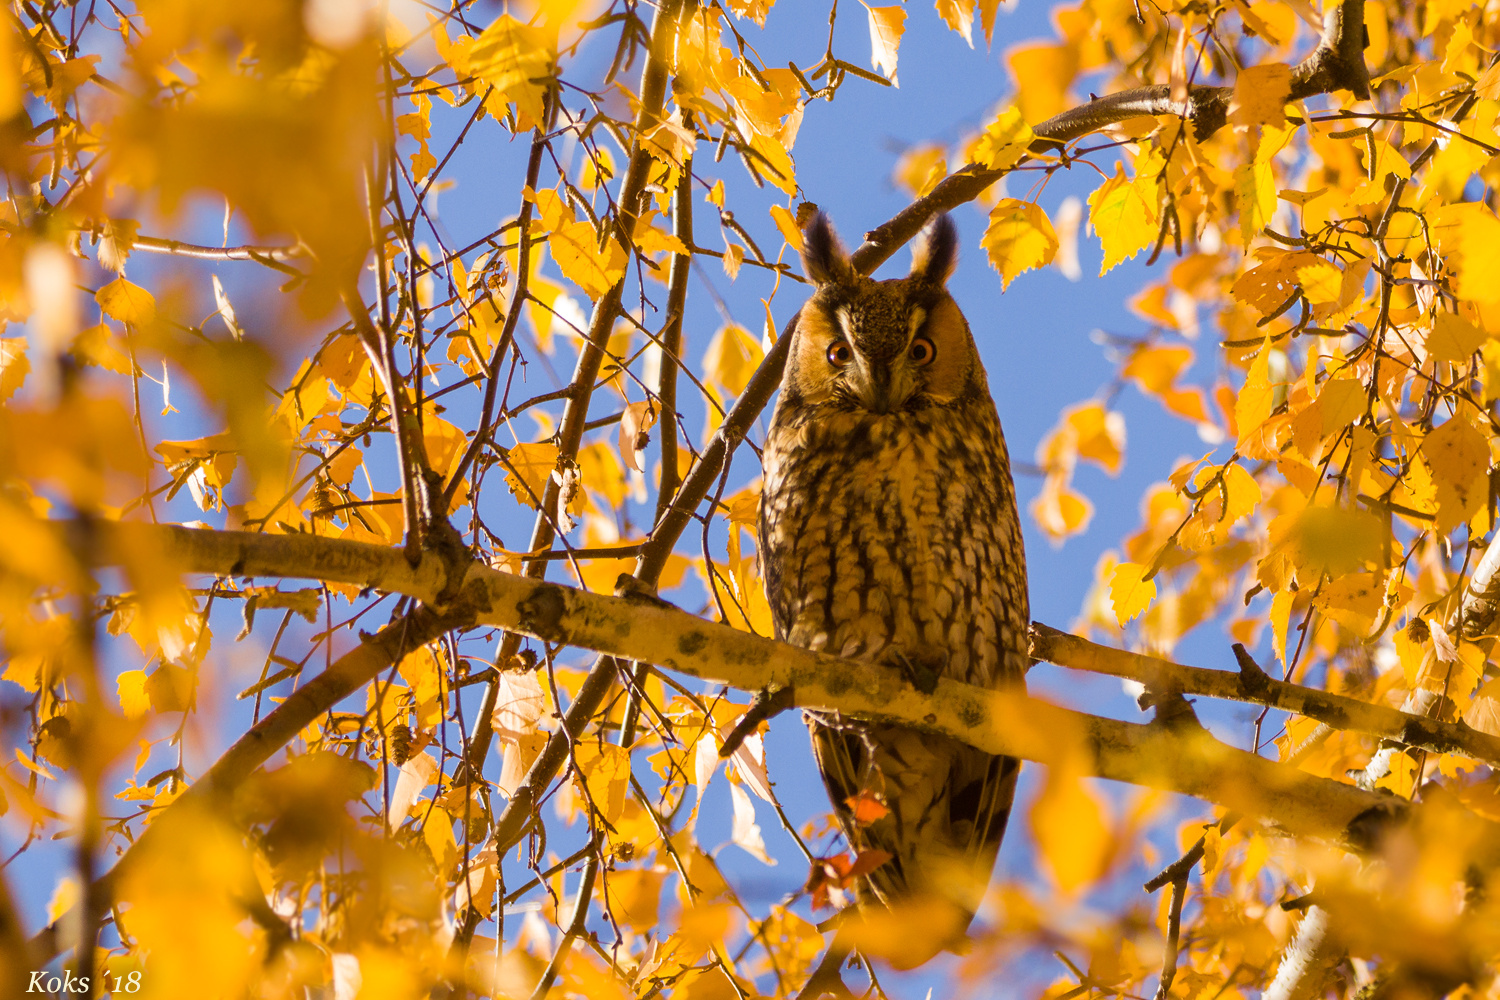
(826, 341, 853, 366)
(909, 337, 935, 366)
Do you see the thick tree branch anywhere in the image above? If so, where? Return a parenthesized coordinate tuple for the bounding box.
(1263, 905, 1339, 1000)
(62, 524, 1500, 868)
(1030, 624, 1500, 766)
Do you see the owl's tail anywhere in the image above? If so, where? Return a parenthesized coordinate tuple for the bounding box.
(810, 718, 1020, 962)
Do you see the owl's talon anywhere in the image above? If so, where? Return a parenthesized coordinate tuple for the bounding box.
(719, 685, 795, 758)
(891, 651, 942, 696)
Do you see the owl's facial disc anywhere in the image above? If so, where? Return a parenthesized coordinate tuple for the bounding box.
(827, 306, 924, 414)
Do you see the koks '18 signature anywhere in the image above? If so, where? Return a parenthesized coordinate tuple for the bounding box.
(28, 970, 142, 994)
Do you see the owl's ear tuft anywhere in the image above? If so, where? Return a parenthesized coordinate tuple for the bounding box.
(909, 215, 958, 286)
(801, 213, 854, 287)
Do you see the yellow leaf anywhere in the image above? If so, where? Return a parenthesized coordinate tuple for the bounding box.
(893, 145, 946, 197)
(631, 210, 690, 257)
(1270, 588, 1294, 664)
(841, 897, 969, 970)
(46, 876, 79, 925)
(578, 441, 628, 510)
(978, 0, 1003, 45)
(1229, 62, 1292, 128)
(983, 198, 1058, 290)
(397, 644, 445, 712)
(1429, 312, 1487, 364)
(581, 146, 615, 190)
(1235, 341, 1275, 447)
(1179, 463, 1262, 550)
(546, 219, 627, 301)
(1109, 561, 1155, 626)
(1294, 256, 1343, 306)
(860, 3, 906, 83)
(723, 0, 772, 26)
(502, 441, 558, 509)
(1231, 251, 1302, 315)
(118, 669, 151, 718)
(769, 204, 804, 251)
(722, 242, 745, 281)
(1030, 475, 1093, 542)
(971, 107, 1035, 171)
(1432, 202, 1500, 303)
(1235, 160, 1277, 244)
(1293, 505, 1386, 577)
(1030, 765, 1111, 891)
(1220, 463, 1263, 527)
(672, 967, 742, 1000)
(95, 277, 157, 325)
(573, 741, 630, 826)
(423, 807, 459, 872)
(605, 868, 668, 932)
(468, 15, 554, 124)
(0, 337, 28, 400)
(1065, 402, 1125, 475)
(1122, 344, 1191, 395)
(422, 413, 467, 481)
(1425, 415, 1490, 531)
(74, 323, 133, 375)
(1316, 377, 1367, 436)
(1088, 165, 1156, 274)
(703, 323, 763, 399)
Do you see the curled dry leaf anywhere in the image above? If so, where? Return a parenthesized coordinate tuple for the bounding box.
(618, 400, 656, 472)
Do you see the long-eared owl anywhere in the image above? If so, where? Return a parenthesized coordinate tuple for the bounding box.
(759, 213, 1029, 942)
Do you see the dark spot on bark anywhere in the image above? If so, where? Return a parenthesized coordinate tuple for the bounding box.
(678, 631, 707, 656)
(924, 713, 937, 724)
(957, 698, 985, 730)
(517, 585, 567, 641)
(823, 667, 853, 697)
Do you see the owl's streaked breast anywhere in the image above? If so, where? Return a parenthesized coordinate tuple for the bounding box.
(760, 397, 1029, 688)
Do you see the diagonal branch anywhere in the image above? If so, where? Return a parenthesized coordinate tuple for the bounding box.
(854, 0, 1369, 273)
(27, 597, 475, 966)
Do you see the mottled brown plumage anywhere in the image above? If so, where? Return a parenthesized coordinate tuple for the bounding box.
(759, 214, 1029, 939)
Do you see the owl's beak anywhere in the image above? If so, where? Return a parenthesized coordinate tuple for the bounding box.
(848, 350, 894, 413)
(847, 350, 915, 414)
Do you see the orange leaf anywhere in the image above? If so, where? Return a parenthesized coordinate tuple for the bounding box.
(860, 3, 905, 83)
(845, 790, 890, 825)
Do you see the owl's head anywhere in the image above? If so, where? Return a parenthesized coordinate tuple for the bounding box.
(787, 213, 985, 415)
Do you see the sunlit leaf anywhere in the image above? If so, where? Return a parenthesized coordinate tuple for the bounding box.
(468, 15, 554, 124)
(861, 3, 906, 83)
(1109, 561, 1155, 626)
(1088, 165, 1157, 275)
(983, 198, 1058, 290)
(95, 277, 157, 325)
(1229, 62, 1292, 128)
